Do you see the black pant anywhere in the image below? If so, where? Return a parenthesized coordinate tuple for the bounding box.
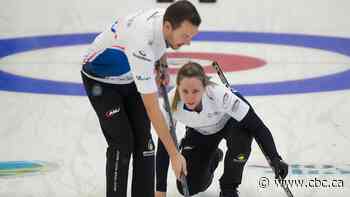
(156, 118, 253, 195)
(81, 72, 155, 197)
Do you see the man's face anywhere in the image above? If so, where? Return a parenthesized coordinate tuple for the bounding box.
(164, 20, 199, 49)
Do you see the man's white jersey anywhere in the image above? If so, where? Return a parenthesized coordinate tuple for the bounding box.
(162, 84, 250, 135)
(82, 8, 167, 94)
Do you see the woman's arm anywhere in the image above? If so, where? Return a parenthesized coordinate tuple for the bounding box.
(156, 139, 170, 195)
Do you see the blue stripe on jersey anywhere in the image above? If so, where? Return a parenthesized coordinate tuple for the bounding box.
(87, 48, 130, 77)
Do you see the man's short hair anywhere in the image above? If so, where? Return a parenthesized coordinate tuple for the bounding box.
(164, 0, 201, 29)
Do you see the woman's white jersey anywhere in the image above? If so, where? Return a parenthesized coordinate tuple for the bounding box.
(162, 84, 250, 135)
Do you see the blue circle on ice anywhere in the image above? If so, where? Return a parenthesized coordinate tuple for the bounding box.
(0, 32, 349, 96)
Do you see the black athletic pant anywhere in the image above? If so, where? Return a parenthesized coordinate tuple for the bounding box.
(81, 72, 155, 197)
(156, 118, 253, 195)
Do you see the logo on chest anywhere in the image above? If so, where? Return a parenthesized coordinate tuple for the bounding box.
(207, 111, 220, 118)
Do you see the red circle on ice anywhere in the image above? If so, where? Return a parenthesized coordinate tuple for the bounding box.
(166, 52, 266, 74)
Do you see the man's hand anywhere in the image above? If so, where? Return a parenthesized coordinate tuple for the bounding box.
(155, 65, 170, 86)
(271, 157, 289, 179)
(155, 191, 166, 197)
(170, 152, 187, 180)
(155, 54, 170, 86)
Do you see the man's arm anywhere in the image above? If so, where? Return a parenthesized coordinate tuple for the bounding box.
(141, 92, 187, 179)
(142, 93, 177, 156)
(124, 29, 186, 179)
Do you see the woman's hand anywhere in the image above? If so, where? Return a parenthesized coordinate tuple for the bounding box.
(170, 152, 187, 180)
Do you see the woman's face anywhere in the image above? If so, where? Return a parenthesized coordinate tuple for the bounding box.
(178, 77, 205, 110)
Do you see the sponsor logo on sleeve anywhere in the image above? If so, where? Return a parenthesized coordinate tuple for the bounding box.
(127, 17, 136, 27)
(132, 50, 152, 62)
(207, 111, 220, 118)
(138, 50, 146, 56)
(231, 99, 240, 113)
(222, 92, 230, 109)
(206, 91, 215, 101)
(147, 11, 159, 21)
(136, 75, 151, 81)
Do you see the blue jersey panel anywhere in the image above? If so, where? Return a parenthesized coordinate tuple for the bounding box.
(87, 48, 131, 77)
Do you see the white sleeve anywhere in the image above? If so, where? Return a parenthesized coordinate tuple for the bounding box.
(213, 85, 250, 121)
(125, 33, 157, 94)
